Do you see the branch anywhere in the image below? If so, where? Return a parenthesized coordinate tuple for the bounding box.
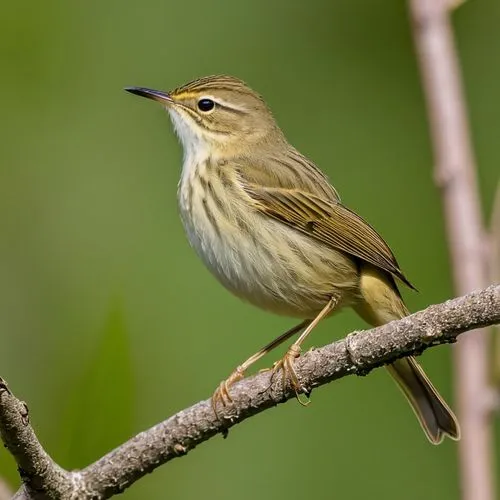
(1, 286, 499, 499)
(0, 478, 12, 500)
(491, 182, 500, 386)
(0, 381, 72, 500)
(408, 1, 495, 500)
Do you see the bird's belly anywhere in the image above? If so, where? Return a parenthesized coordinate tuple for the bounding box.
(179, 194, 360, 318)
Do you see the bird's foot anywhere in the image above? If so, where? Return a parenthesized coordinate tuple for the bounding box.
(270, 345, 310, 406)
(211, 366, 245, 414)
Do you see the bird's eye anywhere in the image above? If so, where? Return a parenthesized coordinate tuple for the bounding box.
(197, 99, 215, 112)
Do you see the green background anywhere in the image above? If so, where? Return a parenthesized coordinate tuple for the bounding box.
(1, 1, 498, 498)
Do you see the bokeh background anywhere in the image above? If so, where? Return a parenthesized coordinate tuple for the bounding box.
(1, 0, 499, 498)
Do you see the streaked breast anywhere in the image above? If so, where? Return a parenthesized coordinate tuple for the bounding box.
(177, 160, 359, 318)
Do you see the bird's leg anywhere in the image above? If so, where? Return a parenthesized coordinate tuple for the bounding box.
(212, 320, 310, 412)
(271, 296, 338, 404)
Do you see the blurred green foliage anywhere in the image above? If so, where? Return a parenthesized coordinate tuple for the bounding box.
(1, 0, 499, 498)
(54, 301, 135, 469)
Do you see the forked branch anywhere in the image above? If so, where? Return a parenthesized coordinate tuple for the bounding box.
(1, 285, 499, 499)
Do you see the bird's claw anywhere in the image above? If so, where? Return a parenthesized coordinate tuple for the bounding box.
(268, 345, 311, 405)
(211, 366, 245, 415)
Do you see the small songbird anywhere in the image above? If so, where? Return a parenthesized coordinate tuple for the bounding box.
(125, 75, 460, 444)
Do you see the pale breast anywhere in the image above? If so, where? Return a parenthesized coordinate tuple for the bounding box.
(177, 161, 360, 318)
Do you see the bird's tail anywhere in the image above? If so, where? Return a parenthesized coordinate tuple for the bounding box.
(354, 263, 460, 443)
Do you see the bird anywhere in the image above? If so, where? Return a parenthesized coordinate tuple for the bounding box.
(125, 75, 460, 444)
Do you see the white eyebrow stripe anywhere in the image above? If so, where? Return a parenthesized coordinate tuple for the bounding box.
(199, 95, 248, 113)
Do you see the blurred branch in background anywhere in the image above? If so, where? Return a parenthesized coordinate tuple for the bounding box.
(1, 286, 500, 500)
(409, 1, 497, 500)
(491, 183, 500, 386)
(0, 478, 12, 500)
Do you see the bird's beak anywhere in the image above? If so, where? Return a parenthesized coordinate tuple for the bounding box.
(124, 87, 173, 104)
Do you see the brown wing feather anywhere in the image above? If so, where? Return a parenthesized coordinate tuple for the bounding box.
(244, 184, 415, 290)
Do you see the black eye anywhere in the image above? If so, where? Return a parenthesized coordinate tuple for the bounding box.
(197, 99, 215, 112)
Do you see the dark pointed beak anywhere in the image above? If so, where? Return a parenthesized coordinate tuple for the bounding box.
(124, 87, 173, 104)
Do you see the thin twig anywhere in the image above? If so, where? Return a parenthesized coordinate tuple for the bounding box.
(409, 1, 494, 500)
(0, 380, 73, 499)
(491, 182, 500, 387)
(0, 478, 13, 500)
(1, 286, 499, 499)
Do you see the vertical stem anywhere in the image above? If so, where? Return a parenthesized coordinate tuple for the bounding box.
(0, 478, 12, 500)
(408, 1, 494, 500)
(491, 183, 500, 385)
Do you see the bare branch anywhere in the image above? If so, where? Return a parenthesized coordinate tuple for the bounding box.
(409, 1, 495, 499)
(491, 183, 500, 387)
(0, 478, 13, 500)
(1, 285, 499, 499)
(492, 182, 500, 285)
(0, 380, 75, 499)
(446, 0, 467, 10)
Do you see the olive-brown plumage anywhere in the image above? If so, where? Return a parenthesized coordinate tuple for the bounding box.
(126, 75, 460, 443)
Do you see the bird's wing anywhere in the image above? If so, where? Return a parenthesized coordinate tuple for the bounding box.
(240, 178, 415, 289)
